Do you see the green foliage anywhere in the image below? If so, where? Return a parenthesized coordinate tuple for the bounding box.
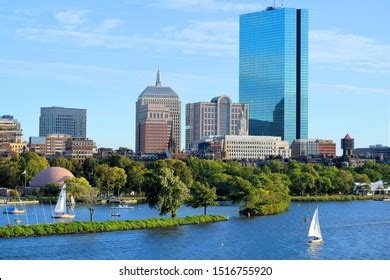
(0, 215, 228, 238)
(187, 182, 217, 215)
(43, 183, 61, 197)
(82, 157, 99, 186)
(95, 164, 127, 196)
(0, 158, 20, 188)
(145, 167, 189, 218)
(65, 177, 96, 201)
(21, 152, 50, 182)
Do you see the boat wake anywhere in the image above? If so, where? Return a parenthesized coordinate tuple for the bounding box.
(324, 220, 390, 229)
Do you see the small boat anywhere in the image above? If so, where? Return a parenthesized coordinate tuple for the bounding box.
(3, 207, 25, 215)
(52, 184, 75, 219)
(14, 219, 22, 224)
(111, 205, 134, 209)
(308, 207, 323, 244)
(383, 198, 390, 202)
(111, 213, 121, 217)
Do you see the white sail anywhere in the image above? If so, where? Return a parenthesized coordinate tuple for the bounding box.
(54, 184, 67, 215)
(70, 196, 76, 213)
(308, 207, 322, 239)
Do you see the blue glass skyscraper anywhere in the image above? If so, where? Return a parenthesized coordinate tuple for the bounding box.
(239, 7, 308, 144)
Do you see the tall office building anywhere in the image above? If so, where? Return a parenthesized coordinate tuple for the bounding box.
(186, 96, 249, 150)
(0, 115, 23, 143)
(136, 70, 181, 153)
(39, 107, 87, 138)
(137, 104, 171, 153)
(239, 6, 308, 144)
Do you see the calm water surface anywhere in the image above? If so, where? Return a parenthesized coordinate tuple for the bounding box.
(1, 201, 390, 260)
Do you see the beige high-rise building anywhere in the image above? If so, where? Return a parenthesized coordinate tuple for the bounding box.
(186, 96, 249, 150)
(0, 115, 23, 144)
(136, 70, 181, 153)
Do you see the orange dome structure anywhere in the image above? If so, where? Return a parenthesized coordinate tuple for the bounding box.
(30, 167, 74, 187)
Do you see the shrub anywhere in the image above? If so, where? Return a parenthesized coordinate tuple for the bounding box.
(0, 215, 228, 238)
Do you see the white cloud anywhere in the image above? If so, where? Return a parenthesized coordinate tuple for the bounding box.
(55, 10, 89, 30)
(151, 0, 260, 12)
(310, 30, 390, 75)
(96, 18, 124, 33)
(17, 19, 238, 56)
(16, 15, 390, 72)
(311, 83, 390, 97)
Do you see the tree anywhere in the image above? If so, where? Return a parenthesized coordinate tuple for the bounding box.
(266, 160, 283, 173)
(154, 159, 193, 186)
(187, 182, 217, 215)
(0, 158, 20, 188)
(95, 164, 127, 197)
(208, 173, 232, 196)
(22, 152, 49, 182)
(289, 171, 316, 195)
(65, 177, 95, 201)
(145, 168, 189, 218)
(83, 187, 99, 222)
(334, 169, 354, 194)
(126, 161, 146, 194)
(83, 157, 99, 186)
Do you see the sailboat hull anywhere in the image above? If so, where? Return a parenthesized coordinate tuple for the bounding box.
(3, 209, 25, 215)
(52, 214, 75, 219)
(309, 238, 323, 244)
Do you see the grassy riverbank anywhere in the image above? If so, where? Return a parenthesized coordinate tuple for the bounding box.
(291, 195, 383, 202)
(0, 215, 228, 238)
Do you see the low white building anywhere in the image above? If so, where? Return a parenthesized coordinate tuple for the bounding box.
(224, 135, 290, 160)
(354, 180, 390, 195)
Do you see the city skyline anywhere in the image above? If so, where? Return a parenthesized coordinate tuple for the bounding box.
(1, 0, 389, 153)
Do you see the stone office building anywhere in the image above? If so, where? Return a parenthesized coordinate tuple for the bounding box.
(186, 96, 249, 150)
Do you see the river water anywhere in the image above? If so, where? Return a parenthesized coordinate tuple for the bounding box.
(1, 201, 390, 260)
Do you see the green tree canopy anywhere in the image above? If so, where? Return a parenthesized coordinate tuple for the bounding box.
(187, 182, 217, 215)
(145, 167, 189, 218)
(65, 177, 96, 201)
(95, 164, 127, 197)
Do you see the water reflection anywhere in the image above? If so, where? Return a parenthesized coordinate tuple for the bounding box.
(308, 242, 323, 259)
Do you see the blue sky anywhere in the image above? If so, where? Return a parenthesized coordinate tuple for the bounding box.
(1, 0, 389, 154)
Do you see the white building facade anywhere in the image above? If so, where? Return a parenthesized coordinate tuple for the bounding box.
(224, 135, 290, 160)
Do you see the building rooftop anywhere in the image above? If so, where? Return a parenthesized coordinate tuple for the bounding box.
(138, 70, 179, 99)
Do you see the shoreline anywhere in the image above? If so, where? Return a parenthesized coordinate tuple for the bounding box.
(291, 195, 385, 202)
(0, 215, 228, 238)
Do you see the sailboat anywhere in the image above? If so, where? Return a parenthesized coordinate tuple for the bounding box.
(70, 196, 76, 214)
(3, 207, 25, 215)
(308, 207, 323, 244)
(52, 184, 75, 219)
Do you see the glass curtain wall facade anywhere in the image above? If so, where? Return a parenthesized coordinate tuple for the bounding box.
(239, 7, 308, 144)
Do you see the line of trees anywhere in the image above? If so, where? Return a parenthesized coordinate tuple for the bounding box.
(1, 152, 389, 217)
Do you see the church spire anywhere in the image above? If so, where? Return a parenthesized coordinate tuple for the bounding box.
(155, 69, 162, 87)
